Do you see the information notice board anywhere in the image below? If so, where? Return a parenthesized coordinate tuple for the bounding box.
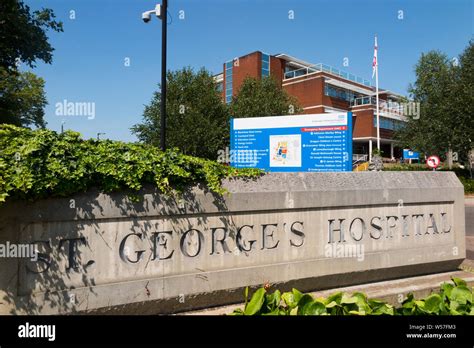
(230, 112, 353, 172)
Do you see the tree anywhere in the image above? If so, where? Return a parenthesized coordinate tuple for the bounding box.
(230, 76, 302, 118)
(395, 42, 473, 163)
(132, 67, 229, 160)
(0, 68, 47, 128)
(454, 41, 474, 162)
(0, 0, 63, 71)
(0, 0, 63, 128)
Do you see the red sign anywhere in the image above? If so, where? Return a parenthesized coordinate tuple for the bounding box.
(426, 155, 440, 169)
(301, 126, 347, 132)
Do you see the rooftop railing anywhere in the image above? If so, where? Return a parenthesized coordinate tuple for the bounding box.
(350, 96, 405, 116)
(283, 63, 372, 87)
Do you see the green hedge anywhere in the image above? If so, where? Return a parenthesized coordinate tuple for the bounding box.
(0, 124, 262, 204)
(384, 164, 474, 194)
(383, 164, 428, 171)
(232, 278, 473, 315)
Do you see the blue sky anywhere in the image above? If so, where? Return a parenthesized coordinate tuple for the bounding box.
(24, 0, 473, 142)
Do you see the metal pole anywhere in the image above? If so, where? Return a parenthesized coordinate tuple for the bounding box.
(375, 36, 380, 151)
(160, 0, 168, 151)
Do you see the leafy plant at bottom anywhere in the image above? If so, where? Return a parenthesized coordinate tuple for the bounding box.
(231, 277, 472, 316)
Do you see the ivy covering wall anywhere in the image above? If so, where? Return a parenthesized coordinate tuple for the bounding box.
(0, 124, 262, 204)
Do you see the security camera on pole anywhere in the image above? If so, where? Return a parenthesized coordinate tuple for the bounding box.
(142, 1, 168, 151)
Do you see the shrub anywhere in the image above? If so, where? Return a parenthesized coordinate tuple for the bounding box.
(383, 163, 474, 194)
(459, 176, 474, 194)
(231, 278, 473, 315)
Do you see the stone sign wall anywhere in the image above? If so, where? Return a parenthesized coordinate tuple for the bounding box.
(0, 172, 466, 314)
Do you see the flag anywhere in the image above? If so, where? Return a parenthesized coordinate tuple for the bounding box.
(372, 36, 378, 78)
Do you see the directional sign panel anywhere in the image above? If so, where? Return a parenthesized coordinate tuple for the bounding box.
(403, 149, 420, 160)
(230, 113, 353, 172)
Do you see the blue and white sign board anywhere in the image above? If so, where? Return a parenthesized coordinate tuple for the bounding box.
(230, 113, 352, 172)
(403, 149, 420, 160)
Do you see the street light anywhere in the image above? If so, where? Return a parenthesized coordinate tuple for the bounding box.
(97, 132, 105, 140)
(142, 1, 167, 151)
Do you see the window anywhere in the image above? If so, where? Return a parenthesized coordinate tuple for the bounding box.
(373, 116, 405, 130)
(225, 60, 233, 104)
(324, 84, 355, 102)
(261, 53, 270, 77)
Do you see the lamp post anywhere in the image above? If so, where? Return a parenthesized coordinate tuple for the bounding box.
(142, 1, 167, 151)
(97, 132, 105, 140)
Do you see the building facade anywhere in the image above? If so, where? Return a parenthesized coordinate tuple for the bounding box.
(214, 51, 408, 161)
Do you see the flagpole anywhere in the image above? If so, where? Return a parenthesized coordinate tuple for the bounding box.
(375, 36, 380, 151)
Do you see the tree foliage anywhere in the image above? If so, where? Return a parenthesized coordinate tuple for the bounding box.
(0, 0, 63, 71)
(132, 67, 229, 160)
(0, 68, 47, 128)
(230, 76, 302, 118)
(395, 42, 474, 162)
(133, 71, 303, 160)
(0, 0, 63, 128)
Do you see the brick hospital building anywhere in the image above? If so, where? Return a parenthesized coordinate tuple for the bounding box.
(214, 51, 408, 162)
